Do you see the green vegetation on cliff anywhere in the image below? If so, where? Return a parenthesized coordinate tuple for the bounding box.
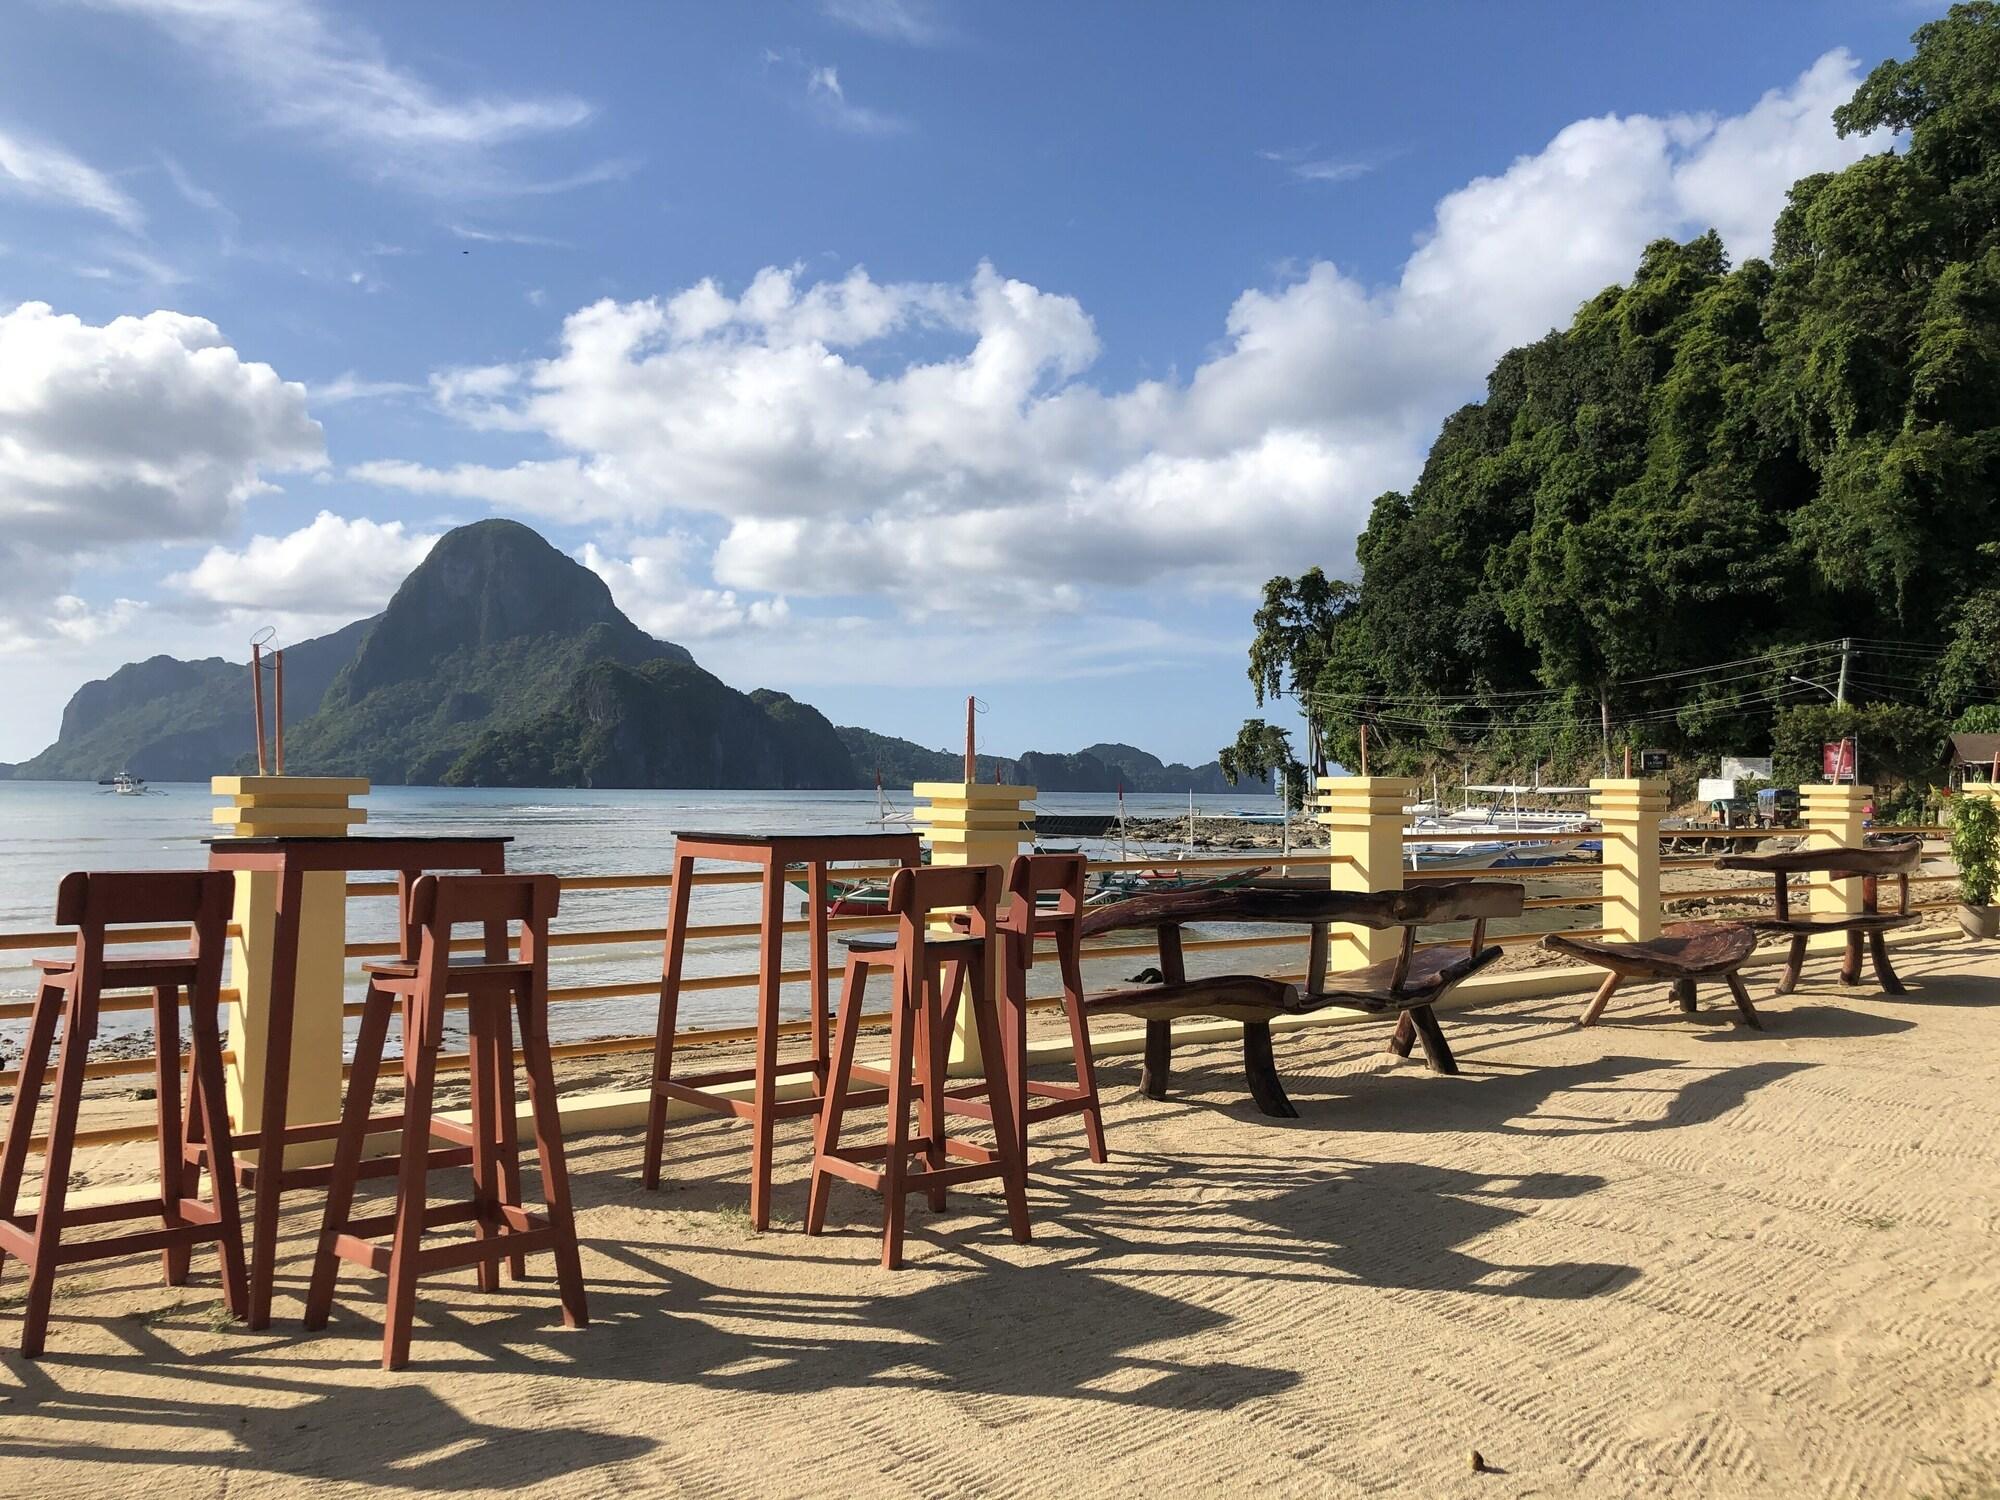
(1229, 4, 2000, 799)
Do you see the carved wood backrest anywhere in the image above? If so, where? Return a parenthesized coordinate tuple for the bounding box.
(1715, 837, 1923, 878)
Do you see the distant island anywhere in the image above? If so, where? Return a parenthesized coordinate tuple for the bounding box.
(10, 518, 1246, 795)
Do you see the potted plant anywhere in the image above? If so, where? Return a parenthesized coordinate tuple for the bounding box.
(1951, 794, 1999, 939)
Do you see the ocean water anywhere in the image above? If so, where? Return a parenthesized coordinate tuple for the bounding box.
(0, 780, 1285, 1051)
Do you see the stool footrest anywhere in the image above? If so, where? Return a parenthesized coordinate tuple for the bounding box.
(0, 1206, 230, 1268)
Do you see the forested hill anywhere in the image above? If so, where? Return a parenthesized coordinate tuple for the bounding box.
(1255, 4, 2000, 794)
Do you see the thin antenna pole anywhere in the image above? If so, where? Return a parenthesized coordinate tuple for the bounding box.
(964, 695, 976, 784)
(1623, 745, 1632, 778)
(273, 649, 286, 776)
(1358, 722, 1370, 777)
(250, 642, 268, 775)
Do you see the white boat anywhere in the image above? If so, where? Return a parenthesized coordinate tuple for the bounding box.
(1402, 782, 1598, 870)
(102, 772, 154, 796)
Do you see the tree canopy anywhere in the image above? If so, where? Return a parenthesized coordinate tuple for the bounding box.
(1231, 4, 2000, 791)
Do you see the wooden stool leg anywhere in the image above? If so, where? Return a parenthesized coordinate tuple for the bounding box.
(0, 981, 61, 1282)
(189, 977, 247, 1318)
(919, 962, 955, 1214)
(466, 998, 502, 1293)
(968, 959, 1030, 1245)
(1724, 972, 1764, 1030)
(22, 995, 93, 1358)
(880, 975, 917, 1270)
(493, 1015, 526, 1282)
(641, 852, 694, 1191)
(1386, 1010, 1417, 1058)
(1673, 978, 1699, 1014)
(1057, 937, 1108, 1163)
(807, 956, 870, 1236)
(1840, 931, 1864, 986)
(304, 984, 393, 1331)
(246, 865, 306, 1332)
(1406, 1006, 1458, 1075)
(1241, 1021, 1298, 1119)
(382, 993, 440, 1370)
(167, 1043, 203, 1285)
(1141, 1019, 1174, 1099)
(1578, 972, 1620, 1027)
(514, 982, 587, 1331)
(153, 983, 187, 1285)
(1868, 932, 1906, 995)
(1775, 935, 1808, 996)
(747, 867, 784, 1233)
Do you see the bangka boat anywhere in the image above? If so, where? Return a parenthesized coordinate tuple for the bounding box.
(99, 772, 155, 796)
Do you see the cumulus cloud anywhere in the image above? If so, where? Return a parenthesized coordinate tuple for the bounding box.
(0, 301, 323, 651)
(81, 0, 600, 194)
(0, 126, 143, 230)
(169, 510, 439, 621)
(578, 534, 792, 641)
(354, 51, 1887, 627)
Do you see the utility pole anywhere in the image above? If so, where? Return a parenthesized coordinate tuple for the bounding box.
(1836, 638, 1851, 706)
(1599, 685, 1612, 779)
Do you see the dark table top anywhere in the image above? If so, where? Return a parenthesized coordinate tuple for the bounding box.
(202, 835, 514, 847)
(670, 830, 919, 847)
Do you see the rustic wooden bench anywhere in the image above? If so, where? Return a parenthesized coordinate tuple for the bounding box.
(1075, 879, 1525, 1118)
(1540, 922, 1761, 1028)
(1714, 838, 1923, 995)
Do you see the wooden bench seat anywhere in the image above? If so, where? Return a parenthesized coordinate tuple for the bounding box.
(1716, 837, 1923, 995)
(1542, 922, 1761, 1028)
(1077, 879, 1523, 1118)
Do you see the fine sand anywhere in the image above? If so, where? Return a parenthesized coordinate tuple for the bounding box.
(2, 939, 1998, 1498)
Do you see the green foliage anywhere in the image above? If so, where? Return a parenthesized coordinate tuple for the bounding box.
(1770, 703, 1949, 788)
(1217, 720, 1307, 807)
(1241, 567, 1351, 774)
(1255, 8, 2000, 793)
(1955, 704, 2000, 732)
(1950, 792, 1999, 905)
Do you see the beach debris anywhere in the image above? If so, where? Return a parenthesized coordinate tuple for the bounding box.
(1470, 1449, 1490, 1474)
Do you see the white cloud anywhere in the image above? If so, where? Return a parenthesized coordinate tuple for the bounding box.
(82, 0, 601, 195)
(449, 222, 571, 247)
(1261, 147, 1376, 185)
(169, 510, 438, 622)
(351, 51, 1886, 625)
(578, 534, 791, 641)
(764, 50, 909, 135)
(820, 0, 948, 45)
(0, 301, 323, 653)
(311, 372, 421, 404)
(0, 127, 143, 230)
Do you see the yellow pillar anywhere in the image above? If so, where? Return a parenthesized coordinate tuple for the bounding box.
(912, 780, 1035, 1072)
(1314, 776, 1416, 974)
(211, 775, 368, 1166)
(1802, 782, 1870, 951)
(1591, 779, 1666, 943)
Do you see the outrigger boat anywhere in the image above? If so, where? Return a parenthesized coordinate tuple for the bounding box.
(99, 772, 156, 796)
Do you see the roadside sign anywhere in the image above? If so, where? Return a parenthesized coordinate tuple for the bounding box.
(1638, 749, 1669, 773)
(1822, 739, 1856, 782)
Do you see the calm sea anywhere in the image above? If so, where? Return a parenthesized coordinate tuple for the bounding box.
(0, 780, 1282, 1051)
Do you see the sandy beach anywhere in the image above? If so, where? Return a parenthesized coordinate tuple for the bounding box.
(1, 937, 1996, 1498)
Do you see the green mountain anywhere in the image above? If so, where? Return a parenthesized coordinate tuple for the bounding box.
(11, 616, 373, 782)
(832, 727, 1243, 794)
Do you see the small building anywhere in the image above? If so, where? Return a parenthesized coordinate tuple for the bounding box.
(1947, 733, 2000, 786)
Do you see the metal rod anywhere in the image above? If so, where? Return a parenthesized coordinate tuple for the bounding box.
(273, 648, 285, 775)
(964, 694, 976, 783)
(250, 642, 267, 775)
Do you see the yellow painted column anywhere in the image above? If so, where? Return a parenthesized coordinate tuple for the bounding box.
(1591, 779, 1666, 943)
(211, 775, 368, 1166)
(912, 781, 1035, 1073)
(1802, 782, 1870, 951)
(1315, 776, 1416, 973)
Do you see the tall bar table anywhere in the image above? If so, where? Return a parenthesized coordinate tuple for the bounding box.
(641, 831, 922, 1230)
(201, 834, 509, 1328)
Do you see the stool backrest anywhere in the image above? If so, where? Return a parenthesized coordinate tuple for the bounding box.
(405, 873, 560, 971)
(1001, 852, 1086, 937)
(53, 869, 233, 994)
(886, 864, 998, 939)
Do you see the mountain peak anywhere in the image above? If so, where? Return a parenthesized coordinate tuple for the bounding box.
(337, 517, 688, 698)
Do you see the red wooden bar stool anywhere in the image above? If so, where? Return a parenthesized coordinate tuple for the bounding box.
(806, 865, 1031, 1268)
(954, 853, 1108, 1163)
(0, 871, 246, 1357)
(304, 874, 586, 1370)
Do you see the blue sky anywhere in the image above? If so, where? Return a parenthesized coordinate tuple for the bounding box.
(0, 0, 1945, 766)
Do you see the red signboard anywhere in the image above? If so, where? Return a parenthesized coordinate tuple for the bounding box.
(1822, 739, 1856, 782)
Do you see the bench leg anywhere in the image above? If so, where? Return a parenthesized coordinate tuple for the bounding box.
(1673, 978, 1699, 1014)
(1240, 1022, 1297, 1119)
(1724, 972, 1763, 1030)
(1578, 973, 1619, 1028)
(1774, 935, 1808, 996)
(1840, 931, 1864, 986)
(1140, 1019, 1172, 1101)
(1386, 1011, 1416, 1059)
(1405, 1006, 1457, 1076)
(1868, 931, 1906, 996)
